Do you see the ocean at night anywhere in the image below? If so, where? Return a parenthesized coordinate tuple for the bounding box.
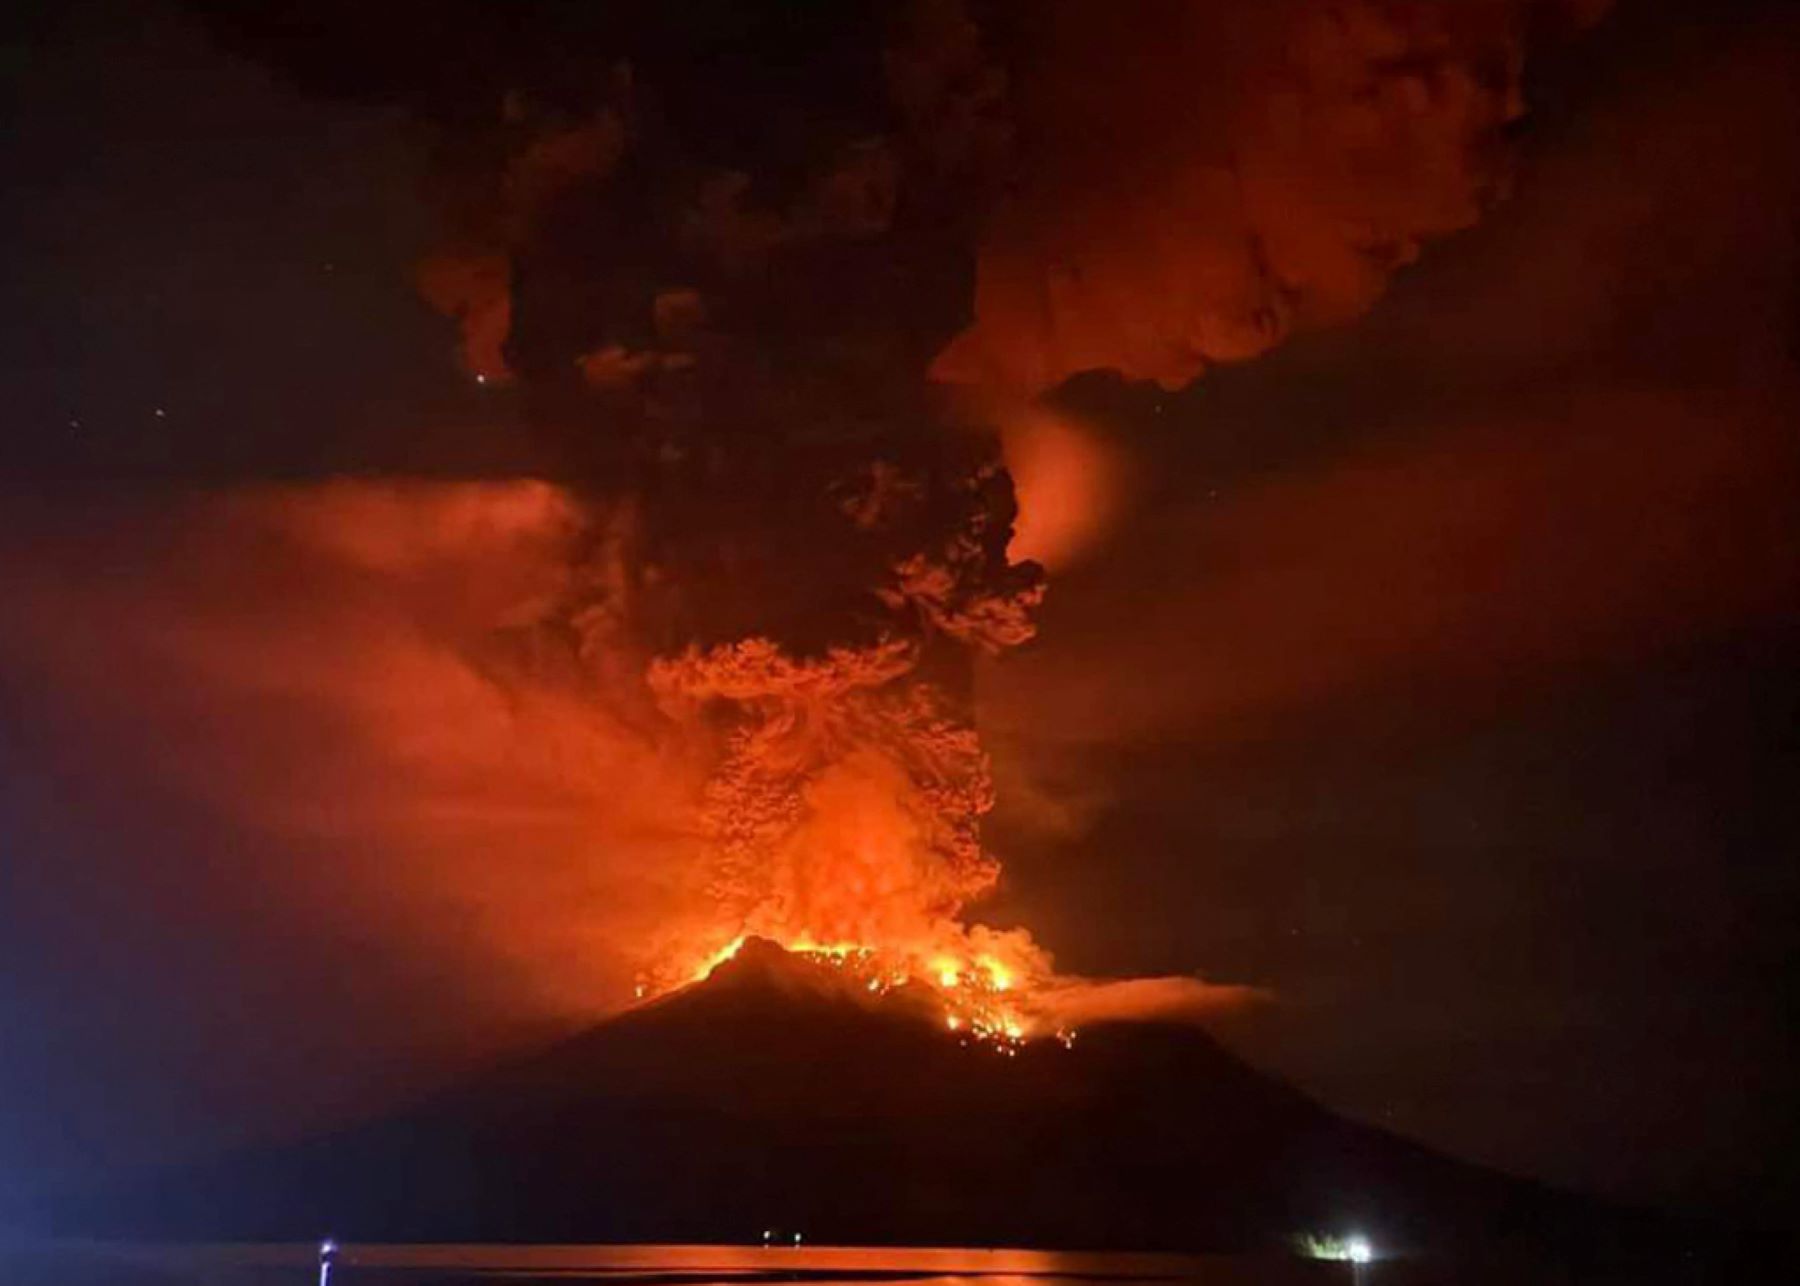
(1, 1243, 1365, 1286)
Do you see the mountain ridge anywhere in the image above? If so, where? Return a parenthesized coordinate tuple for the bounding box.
(57, 940, 1705, 1274)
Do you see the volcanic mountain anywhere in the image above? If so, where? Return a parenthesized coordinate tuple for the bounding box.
(68, 941, 1684, 1268)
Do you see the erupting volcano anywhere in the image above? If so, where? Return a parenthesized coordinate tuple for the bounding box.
(182, 0, 1606, 1048)
(67, 935, 1694, 1271)
(9, 1, 1797, 1275)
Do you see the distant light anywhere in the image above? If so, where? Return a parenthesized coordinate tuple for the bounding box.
(793, 1233, 803, 1247)
(1293, 1232, 1376, 1264)
(153, 408, 166, 418)
(475, 373, 487, 384)
(319, 1240, 337, 1256)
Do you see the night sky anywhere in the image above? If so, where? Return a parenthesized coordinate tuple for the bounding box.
(3, 0, 1796, 1232)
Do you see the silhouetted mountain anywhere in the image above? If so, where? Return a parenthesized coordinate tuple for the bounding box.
(61, 941, 1725, 1274)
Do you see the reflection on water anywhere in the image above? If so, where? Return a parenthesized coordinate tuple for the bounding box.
(0, 1242, 1353, 1286)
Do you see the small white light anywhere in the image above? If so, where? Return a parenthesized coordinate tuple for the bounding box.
(1347, 1236, 1372, 1264)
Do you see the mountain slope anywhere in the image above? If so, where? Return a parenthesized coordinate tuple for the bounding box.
(66, 941, 1664, 1261)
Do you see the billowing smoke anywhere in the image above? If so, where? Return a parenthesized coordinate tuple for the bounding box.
(937, 0, 1595, 395)
(135, 0, 1601, 1015)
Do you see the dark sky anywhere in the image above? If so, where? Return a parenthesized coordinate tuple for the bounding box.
(2, 0, 1796, 1231)
(0, 2, 497, 479)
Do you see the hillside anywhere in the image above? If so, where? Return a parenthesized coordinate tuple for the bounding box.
(63, 940, 1692, 1271)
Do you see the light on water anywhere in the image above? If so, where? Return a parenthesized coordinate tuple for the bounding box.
(1293, 1231, 1377, 1264)
(2, 1241, 1349, 1285)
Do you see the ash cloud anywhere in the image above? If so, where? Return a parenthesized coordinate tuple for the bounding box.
(195, 0, 1057, 986)
(939, 0, 1593, 395)
(198, 0, 1592, 958)
(0, 0, 1614, 1149)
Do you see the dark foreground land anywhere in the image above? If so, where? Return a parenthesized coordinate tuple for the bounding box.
(42, 943, 1778, 1283)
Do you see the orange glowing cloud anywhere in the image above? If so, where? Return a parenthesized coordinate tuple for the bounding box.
(0, 481, 701, 1028)
(1001, 408, 1130, 570)
(1035, 975, 1269, 1031)
(0, 480, 1075, 1055)
(934, 0, 1605, 396)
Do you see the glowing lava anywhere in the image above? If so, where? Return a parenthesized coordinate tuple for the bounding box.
(645, 933, 1065, 1055)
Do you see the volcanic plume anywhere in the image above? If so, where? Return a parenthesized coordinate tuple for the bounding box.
(170, 0, 1605, 1041)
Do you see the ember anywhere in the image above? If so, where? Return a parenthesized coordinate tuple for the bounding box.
(653, 933, 1049, 1053)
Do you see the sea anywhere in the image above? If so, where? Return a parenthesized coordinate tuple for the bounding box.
(0, 1242, 1368, 1286)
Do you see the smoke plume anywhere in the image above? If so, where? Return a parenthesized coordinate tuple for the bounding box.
(109, 0, 1602, 1011)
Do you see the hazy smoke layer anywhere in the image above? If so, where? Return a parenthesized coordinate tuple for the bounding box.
(0, 483, 697, 1015)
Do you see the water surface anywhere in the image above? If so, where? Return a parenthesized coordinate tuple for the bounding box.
(1, 1242, 1356, 1286)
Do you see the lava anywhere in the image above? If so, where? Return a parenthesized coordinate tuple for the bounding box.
(650, 933, 1054, 1054)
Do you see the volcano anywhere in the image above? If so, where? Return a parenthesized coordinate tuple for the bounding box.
(68, 941, 1673, 1264)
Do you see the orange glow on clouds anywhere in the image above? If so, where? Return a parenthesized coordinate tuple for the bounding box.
(1002, 408, 1128, 570)
(987, 385, 1799, 747)
(0, 481, 696, 1023)
(0, 480, 1263, 1053)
